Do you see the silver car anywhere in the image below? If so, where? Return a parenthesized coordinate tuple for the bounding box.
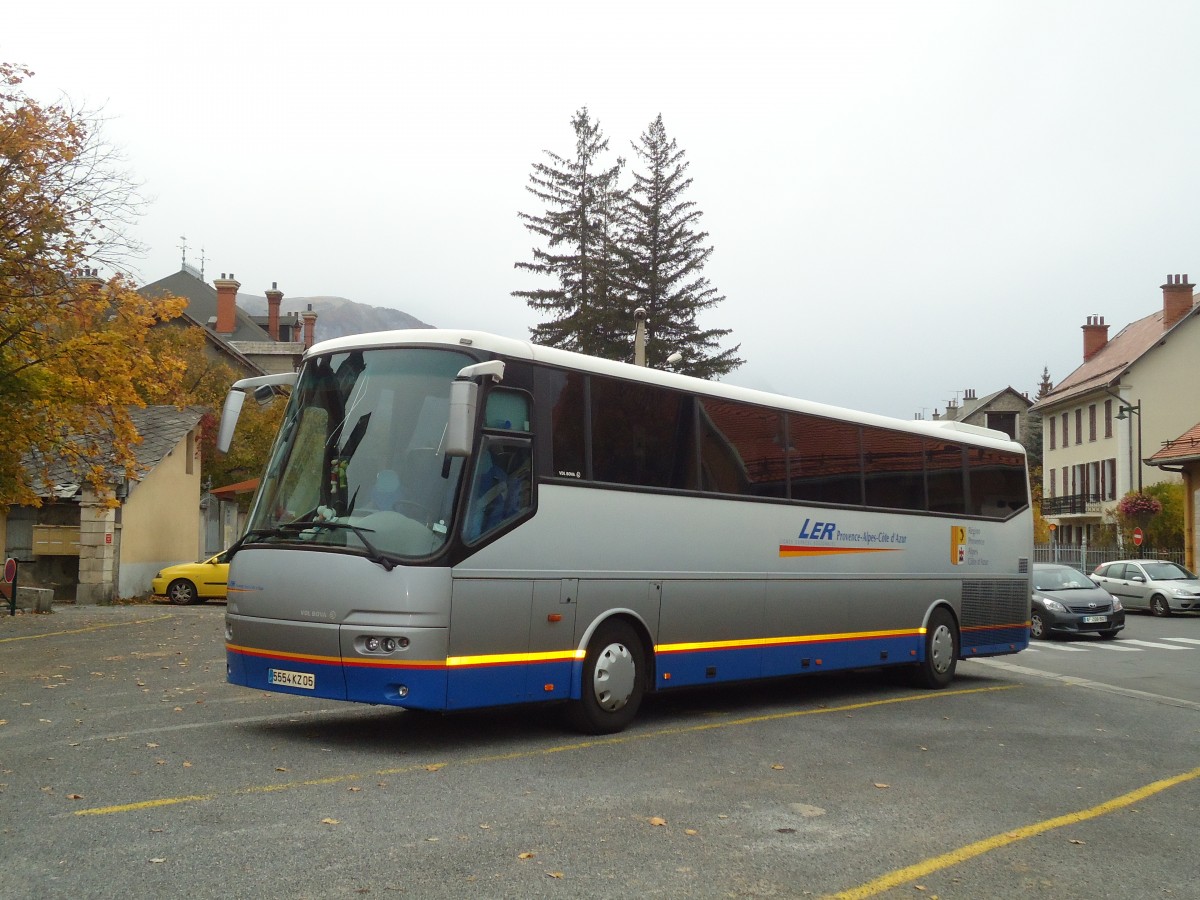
(1091, 559, 1200, 617)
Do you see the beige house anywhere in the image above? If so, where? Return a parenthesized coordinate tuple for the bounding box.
(1032, 274, 1200, 547)
(1, 406, 204, 602)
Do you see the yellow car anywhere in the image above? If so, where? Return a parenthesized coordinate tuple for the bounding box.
(151, 551, 230, 604)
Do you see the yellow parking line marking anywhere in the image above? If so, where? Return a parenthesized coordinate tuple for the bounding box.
(0, 614, 175, 643)
(71, 685, 1016, 818)
(825, 765, 1200, 899)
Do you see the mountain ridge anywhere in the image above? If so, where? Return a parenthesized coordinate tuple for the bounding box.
(238, 294, 433, 342)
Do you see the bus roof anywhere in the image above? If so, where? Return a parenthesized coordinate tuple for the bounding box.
(305, 328, 1024, 453)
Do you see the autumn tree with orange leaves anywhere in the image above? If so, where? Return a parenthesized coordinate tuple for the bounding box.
(0, 62, 189, 509)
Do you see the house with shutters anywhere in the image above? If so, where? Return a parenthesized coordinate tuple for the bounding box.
(1031, 274, 1200, 548)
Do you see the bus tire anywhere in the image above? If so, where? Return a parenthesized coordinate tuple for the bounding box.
(914, 607, 958, 689)
(567, 619, 645, 735)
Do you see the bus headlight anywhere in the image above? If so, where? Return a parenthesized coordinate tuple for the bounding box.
(365, 636, 381, 652)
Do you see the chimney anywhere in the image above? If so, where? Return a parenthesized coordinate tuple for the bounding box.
(302, 303, 318, 349)
(264, 281, 283, 341)
(213, 273, 240, 335)
(1082, 314, 1109, 362)
(1161, 273, 1195, 330)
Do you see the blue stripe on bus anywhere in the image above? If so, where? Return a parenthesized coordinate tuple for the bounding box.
(445, 659, 577, 710)
(657, 633, 926, 686)
(228, 649, 348, 701)
(229, 626, 1028, 712)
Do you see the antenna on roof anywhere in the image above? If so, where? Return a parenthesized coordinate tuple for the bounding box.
(198, 246, 207, 281)
(178, 235, 188, 270)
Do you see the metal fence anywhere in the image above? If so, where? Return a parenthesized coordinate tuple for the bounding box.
(1034, 543, 1186, 573)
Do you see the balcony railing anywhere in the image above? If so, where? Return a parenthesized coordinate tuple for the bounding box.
(1042, 493, 1105, 516)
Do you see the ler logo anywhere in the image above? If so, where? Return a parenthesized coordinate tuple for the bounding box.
(951, 526, 968, 565)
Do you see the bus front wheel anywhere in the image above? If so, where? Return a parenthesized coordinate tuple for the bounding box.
(567, 619, 645, 735)
(914, 607, 958, 689)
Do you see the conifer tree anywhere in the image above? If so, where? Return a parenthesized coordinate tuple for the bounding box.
(513, 108, 626, 357)
(616, 114, 742, 378)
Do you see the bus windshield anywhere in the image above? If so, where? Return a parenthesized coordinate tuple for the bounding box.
(244, 346, 473, 562)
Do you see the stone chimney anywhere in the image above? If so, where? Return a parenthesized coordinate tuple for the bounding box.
(1082, 315, 1109, 362)
(302, 303, 318, 349)
(1161, 273, 1195, 331)
(265, 282, 283, 341)
(213, 273, 240, 335)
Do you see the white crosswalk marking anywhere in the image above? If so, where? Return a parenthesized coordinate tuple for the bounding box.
(1032, 642, 1089, 652)
(1085, 642, 1141, 651)
(1162, 637, 1200, 645)
(1118, 639, 1190, 651)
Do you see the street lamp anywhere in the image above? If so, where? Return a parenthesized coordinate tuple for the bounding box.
(1115, 401, 1143, 493)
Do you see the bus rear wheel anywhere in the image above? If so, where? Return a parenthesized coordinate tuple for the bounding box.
(914, 607, 958, 689)
(567, 619, 645, 735)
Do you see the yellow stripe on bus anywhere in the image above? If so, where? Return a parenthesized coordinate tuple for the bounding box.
(657, 628, 921, 655)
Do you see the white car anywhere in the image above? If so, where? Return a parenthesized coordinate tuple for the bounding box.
(1091, 560, 1200, 617)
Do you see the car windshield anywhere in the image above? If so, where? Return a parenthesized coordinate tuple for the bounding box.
(1141, 562, 1196, 581)
(1033, 567, 1093, 590)
(243, 346, 472, 561)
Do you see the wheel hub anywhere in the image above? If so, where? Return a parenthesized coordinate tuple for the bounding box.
(591, 641, 636, 711)
(929, 624, 954, 674)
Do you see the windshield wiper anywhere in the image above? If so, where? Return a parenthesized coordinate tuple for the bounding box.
(294, 521, 397, 572)
(226, 521, 396, 571)
(225, 526, 291, 562)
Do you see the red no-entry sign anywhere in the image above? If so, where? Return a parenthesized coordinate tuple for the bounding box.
(3, 557, 16, 583)
(1133, 527, 1144, 547)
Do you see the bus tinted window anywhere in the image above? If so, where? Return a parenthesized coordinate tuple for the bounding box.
(925, 440, 966, 515)
(789, 415, 862, 505)
(542, 369, 586, 479)
(591, 376, 696, 490)
(699, 399, 788, 499)
(862, 429, 926, 511)
(967, 446, 1029, 518)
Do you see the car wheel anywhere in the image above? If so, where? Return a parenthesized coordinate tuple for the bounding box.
(1030, 610, 1050, 640)
(1099, 630, 1120, 640)
(913, 607, 958, 689)
(1150, 594, 1172, 617)
(566, 619, 646, 735)
(167, 578, 197, 605)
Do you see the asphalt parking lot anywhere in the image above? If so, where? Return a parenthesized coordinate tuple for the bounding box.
(3, 603, 1199, 899)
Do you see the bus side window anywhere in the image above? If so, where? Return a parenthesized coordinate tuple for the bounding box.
(485, 389, 531, 432)
(464, 437, 532, 541)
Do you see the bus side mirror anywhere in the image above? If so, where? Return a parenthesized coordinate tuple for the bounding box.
(217, 372, 298, 453)
(445, 378, 478, 457)
(446, 360, 505, 458)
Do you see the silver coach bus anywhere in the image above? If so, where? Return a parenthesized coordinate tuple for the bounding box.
(217, 330, 1032, 733)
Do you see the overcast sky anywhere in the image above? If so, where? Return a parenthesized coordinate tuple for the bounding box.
(7, 1, 1200, 419)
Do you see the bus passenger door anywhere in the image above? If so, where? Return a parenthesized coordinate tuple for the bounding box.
(527, 579, 578, 701)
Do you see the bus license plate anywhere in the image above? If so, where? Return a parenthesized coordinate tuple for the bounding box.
(269, 668, 315, 690)
(1082, 615, 1107, 624)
